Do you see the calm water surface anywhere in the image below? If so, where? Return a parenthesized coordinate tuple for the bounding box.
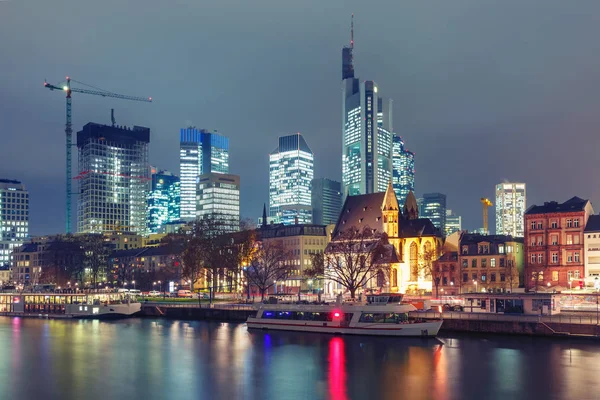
(2, 317, 600, 400)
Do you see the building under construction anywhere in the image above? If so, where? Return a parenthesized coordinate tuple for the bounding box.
(76, 123, 150, 235)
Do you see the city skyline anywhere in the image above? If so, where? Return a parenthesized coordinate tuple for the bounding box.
(3, 3, 600, 235)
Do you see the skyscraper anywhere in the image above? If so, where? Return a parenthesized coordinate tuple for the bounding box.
(76, 123, 150, 234)
(495, 182, 526, 237)
(342, 16, 393, 197)
(269, 134, 314, 225)
(147, 169, 180, 234)
(419, 193, 447, 235)
(392, 135, 415, 207)
(0, 179, 29, 268)
(179, 128, 229, 221)
(311, 178, 342, 225)
(197, 173, 240, 232)
(445, 209, 462, 236)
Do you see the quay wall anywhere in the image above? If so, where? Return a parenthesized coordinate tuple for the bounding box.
(439, 319, 600, 337)
(141, 305, 255, 322)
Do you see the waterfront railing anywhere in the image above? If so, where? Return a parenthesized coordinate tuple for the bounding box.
(413, 311, 600, 325)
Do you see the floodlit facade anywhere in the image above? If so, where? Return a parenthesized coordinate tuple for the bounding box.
(445, 209, 462, 236)
(76, 123, 150, 235)
(419, 193, 447, 235)
(179, 128, 229, 221)
(147, 169, 180, 234)
(269, 134, 314, 225)
(342, 22, 393, 197)
(0, 179, 29, 268)
(584, 215, 600, 283)
(495, 183, 526, 237)
(311, 178, 342, 225)
(197, 173, 240, 232)
(392, 135, 415, 207)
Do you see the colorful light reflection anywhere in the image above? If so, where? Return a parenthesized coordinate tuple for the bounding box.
(328, 337, 348, 400)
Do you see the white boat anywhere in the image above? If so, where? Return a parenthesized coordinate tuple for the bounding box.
(66, 297, 141, 319)
(247, 294, 443, 337)
(0, 292, 141, 319)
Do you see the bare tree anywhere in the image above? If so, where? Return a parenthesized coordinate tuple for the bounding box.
(45, 235, 85, 285)
(505, 259, 521, 292)
(246, 240, 292, 300)
(304, 252, 325, 301)
(323, 226, 389, 300)
(80, 234, 110, 287)
(425, 251, 444, 299)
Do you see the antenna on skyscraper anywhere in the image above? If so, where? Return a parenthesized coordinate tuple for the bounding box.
(350, 13, 354, 49)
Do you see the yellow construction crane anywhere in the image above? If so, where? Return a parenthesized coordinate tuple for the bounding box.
(480, 198, 493, 234)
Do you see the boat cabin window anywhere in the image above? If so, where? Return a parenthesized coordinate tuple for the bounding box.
(366, 295, 403, 304)
(359, 312, 409, 323)
(261, 310, 344, 322)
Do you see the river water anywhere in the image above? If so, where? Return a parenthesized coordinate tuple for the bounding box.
(2, 317, 600, 400)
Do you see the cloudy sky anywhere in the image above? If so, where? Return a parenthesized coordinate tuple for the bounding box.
(2, 0, 600, 235)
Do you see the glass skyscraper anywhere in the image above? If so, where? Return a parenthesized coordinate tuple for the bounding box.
(0, 179, 29, 268)
(147, 169, 180, 234)
(419, 193, 447, 235)
(76, 123, 150, 235)
(445, 209, 462, 236)
(179, 128, 229, 221)
(311, 178, 342, 225)
(392, 135, 415, 207)
(495, 182, 526, 237)
(269, 134, 314, 225)
(342, 21, 393, 197)
(197, 173, 240, 232)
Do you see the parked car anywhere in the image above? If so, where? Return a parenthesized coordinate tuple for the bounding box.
(128, 289, 141, 296)
(178, 290, 193, 298)
(194, 292, 209, 299)
(117, 288, 129, 293)
(148, 290, 161, 297)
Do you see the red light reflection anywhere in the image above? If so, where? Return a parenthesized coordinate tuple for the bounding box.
(328, 337, 348, 400)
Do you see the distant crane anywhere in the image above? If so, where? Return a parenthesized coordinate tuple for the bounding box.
(480, 198, 493, 235)
(43, 77, 152, 233)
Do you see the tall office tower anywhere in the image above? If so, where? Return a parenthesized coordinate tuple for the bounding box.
(147, 169, 180, 234)
(419, 193, 447, 235)
(179, 128, 229, 221)
(269, 134, 314, 225)
(392, 135, 415, 207)
(495, 182, 526, 237)
(76, 123, 150, 234)
(0, 179, 29, 267)
(197, 173, 240, 232)
(445, 209, 462, 236)
(311, 178, 342, 225)
(342, 16, 393, 197)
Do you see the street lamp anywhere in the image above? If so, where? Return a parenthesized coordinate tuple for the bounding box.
(473, 280, 478, 293)
(132, 280, 136, 290)
(308, 279, 313, 295)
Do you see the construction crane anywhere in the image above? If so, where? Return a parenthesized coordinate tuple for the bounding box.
(480, 198, 493, 234)
(43, 77, 152, 233)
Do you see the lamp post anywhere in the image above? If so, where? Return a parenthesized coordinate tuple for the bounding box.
(132, 280, 136, 290)
(473, 279, 478, 293)
(450, 281, 455, 295)
(308, 279, 313, 296)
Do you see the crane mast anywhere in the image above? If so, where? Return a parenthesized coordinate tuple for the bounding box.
(44, 77, 152, 233)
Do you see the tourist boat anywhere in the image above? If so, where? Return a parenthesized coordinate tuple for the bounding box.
(0, 292, 141, 319)
(246, 294, 443, 337)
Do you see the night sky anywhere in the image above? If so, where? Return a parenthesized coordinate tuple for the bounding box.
(2, 0, 600, 236)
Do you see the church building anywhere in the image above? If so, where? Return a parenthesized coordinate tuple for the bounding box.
(326, 183, 443, 295)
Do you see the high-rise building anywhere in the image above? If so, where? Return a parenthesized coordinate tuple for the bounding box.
(311, 178, 342, 225)
(197, 173, 240, 232)
(147, 169, 180, 234)
(179, 128, 229, 221)
(419, 193, 447, 235)
(392, 135, 415, 207)
(269, 134, 314, 225)
(76, 123, 150, 235)
(0, 179, 29, 268)
(495, 182, 526, 237)
(342, 18, 393, 197)
(445, 209, 462, 236)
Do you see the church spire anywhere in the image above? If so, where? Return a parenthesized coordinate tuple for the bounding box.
(403, 190, 419, 220)
(262, 203, 268, 228)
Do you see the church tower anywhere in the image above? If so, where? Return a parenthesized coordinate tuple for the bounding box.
(403, 190, 419, 220)
(382, 182, 399, 237)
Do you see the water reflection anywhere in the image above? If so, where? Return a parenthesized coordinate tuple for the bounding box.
(2, 319, 600, 399)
